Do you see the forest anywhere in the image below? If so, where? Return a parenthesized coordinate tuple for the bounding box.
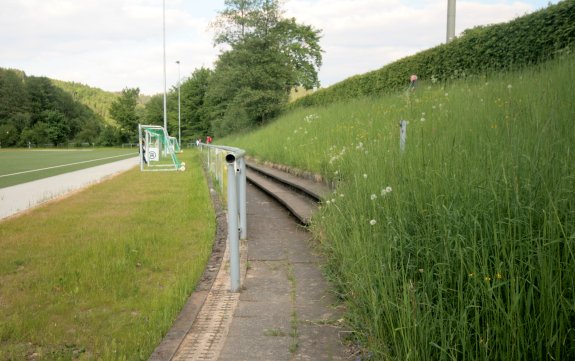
(0, 69, 109, 147)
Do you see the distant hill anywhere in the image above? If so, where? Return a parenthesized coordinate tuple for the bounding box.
(50, 79, 119, 126)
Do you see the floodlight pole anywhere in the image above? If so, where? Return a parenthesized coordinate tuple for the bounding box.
(447, 0, 456, 43)
(176, 60, 181, 148)
(162, 0, 168, 132)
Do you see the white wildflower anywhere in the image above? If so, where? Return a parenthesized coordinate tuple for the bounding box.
(370, 194, 377, 201)
(369, 219, 377, 226)
(381, 186, 393, 196)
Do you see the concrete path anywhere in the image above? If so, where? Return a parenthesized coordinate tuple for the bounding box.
(151, 162, 352, 360)
(0, 157, 139, 220)
(218, 183, 349, 360)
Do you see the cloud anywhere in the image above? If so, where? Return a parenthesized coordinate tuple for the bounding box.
(0, 0, 557, 94)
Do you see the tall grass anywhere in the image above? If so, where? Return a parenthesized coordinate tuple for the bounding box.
(224, 55, 575, 359)
(0, 151, 215, 360)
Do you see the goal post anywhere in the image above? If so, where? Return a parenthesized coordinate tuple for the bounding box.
(138, 124, 185, 172)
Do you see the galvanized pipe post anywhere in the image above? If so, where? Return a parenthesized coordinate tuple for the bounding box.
(238, 157, 247, 240)
(226, 153, 241, 292)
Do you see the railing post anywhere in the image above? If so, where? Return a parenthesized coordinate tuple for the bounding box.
(400, 120, 407, 153)
(238, 157, 247, 240)
(226, 153, 241, 292)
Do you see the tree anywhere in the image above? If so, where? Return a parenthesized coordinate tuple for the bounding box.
(207, 0, 323, 136)
(211, 0, 264, 46)
(180, 67, 213, 139)
(41, 110, 70, 146)
(110, 87, 140, 142)
(143, 94, 164, 126)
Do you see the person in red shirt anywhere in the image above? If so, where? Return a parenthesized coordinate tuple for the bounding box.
(409, 74, 418, 91)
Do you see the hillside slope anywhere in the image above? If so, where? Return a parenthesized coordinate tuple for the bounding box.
(224, 53, 575, 360)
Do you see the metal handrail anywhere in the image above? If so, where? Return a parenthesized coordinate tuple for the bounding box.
(200, 143, 246, 292)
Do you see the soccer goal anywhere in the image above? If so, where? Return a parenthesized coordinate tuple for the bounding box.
(138, 124, 185, 172)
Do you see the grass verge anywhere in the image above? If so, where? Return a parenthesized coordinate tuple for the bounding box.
(0, 150, 215, 360)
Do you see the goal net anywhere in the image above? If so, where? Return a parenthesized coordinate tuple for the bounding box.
(138, 124, 185, 172)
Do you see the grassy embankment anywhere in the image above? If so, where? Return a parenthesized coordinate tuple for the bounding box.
(0, 151, 215, 360)
(223, 54, 575, 360)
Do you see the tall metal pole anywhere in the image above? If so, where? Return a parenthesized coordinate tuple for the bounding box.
(162, 0, 168, 132)
(176, 60, 181, 147)
(447, 0, 456, 43)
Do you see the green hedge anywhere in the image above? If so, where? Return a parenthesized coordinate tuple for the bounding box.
(291, 0, 575, 108)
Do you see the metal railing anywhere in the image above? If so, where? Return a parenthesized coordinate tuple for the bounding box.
(200, 144, 247, 292)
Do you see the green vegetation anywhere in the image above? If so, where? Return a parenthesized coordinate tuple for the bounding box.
(204, 0, 322, 137)
(109, 88, 142, 144)
(291, 0, 575, 109)
(223, 54, 575, 359)
(0, 70, 106, 147)
(0, 151, 215, 360)
(51, 80, 119, 126)
(0, 148, 137, 189)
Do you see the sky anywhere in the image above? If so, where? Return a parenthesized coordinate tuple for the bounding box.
(0, 0, 559, 95)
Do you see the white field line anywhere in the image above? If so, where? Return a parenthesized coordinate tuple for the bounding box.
(0, 154, 134, 179)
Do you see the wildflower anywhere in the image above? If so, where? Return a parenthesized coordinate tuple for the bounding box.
(370, 194, 377, 200)
(381, 187, 392, 196)
(363, 174, 368, 179)
(468, 272, 475, 277)
(339, 193, 344, 198)
(369, 219, 377, 226)
(420, 118, 426, 122)
(495, 272, 503, 280)
(484, 276, 491, 282)
(445, 92, 449, 97)
(507, 84, 512, 89)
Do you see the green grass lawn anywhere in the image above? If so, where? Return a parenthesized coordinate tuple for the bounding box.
(0, 148, 138, 189)
(0, 150, 215, 360)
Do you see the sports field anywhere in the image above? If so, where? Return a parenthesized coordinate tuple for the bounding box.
(0, 148, 138, 189)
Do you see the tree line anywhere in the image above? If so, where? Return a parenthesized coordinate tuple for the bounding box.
(0, 69, 108, 147)
(114, 0, 323, 143)
(0, 0, 322, 147)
